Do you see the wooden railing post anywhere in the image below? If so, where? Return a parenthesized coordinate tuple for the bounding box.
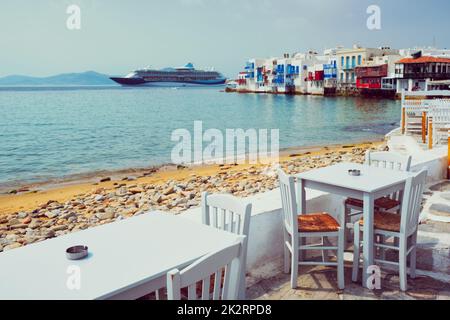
(428, 120, 433, 150)
(401, 107, 406, 134)
(421, 111, 427, 143)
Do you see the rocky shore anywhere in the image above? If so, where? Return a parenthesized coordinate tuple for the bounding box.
(0, 142, 385, 252)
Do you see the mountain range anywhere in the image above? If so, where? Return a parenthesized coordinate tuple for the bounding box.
(0, 71, 116, 86)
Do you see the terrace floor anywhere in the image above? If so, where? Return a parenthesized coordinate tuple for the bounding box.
(247, 180, 450, 300)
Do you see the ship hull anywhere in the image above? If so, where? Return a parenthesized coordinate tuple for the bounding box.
(110, 77, 226, 87)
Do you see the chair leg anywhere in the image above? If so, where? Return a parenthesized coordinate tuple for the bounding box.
(399, 238, 408, 292)
(283, 231, 290, 274)
(337, 230, 345, 290)
(290, 240, 299, 289)
(379, 235, 386, 261)
(299, 237, 306, 261)
(322, 236, 329, 262)
(410, 233, 417, 279)
(352, 223, 361, 283)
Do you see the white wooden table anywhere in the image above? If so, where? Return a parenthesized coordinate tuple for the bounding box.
(0, 212, 244, 299)
(296, 162, 411, 288)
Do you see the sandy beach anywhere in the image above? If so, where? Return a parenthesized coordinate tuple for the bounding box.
(0, 140, 385, 252)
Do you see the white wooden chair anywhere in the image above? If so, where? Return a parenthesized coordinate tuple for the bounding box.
(344, 152, 412, 243)
(278, 168, 345, 290)
(201, 192, 251, 299)
(352, 169, 427, 291)
(167, 241, 243, 300)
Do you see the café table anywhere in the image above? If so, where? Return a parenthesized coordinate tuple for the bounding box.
(0, 211, 244, 299)
(296, 162, 411, 288)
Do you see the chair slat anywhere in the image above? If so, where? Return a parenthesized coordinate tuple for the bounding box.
(188, 284, 196, 300)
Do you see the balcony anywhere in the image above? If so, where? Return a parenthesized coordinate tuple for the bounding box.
(403, 72, 450, 80)
(342, 64, 356, 70)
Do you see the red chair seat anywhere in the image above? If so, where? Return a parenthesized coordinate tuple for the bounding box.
(298, 212, 340, 233)
(345, 196, 400, 210)
(359, 211, 401, 232)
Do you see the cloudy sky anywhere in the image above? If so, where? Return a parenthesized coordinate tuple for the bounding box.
(0, 0, 449, 77)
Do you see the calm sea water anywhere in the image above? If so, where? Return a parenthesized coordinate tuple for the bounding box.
(0, 86, 400, 187)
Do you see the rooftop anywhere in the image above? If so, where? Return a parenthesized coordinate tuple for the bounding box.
(396, 56, 450, 64)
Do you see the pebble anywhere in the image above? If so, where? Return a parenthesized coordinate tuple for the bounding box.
(3, 242, 22, 251)
(22, 217, 32, 224)
(17, 212, 28, 219)
(96, 210, 115, 220)
(94, 195, 105, 202)
(45, 210, 60, 219)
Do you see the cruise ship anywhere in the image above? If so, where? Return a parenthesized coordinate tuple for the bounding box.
(110, 63, 226, 87)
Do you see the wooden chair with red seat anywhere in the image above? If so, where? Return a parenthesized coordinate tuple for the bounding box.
(352, 169, 427, 291)
(278, 168, 345, 290)
(344, 152, 412, 244)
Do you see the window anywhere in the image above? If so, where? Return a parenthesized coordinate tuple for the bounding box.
(358, 55, 362, 65)
(352, 56, 356, 67)
(341, 57, 344, 67)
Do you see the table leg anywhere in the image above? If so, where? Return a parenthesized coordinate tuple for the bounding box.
(362, 192, 375, 288)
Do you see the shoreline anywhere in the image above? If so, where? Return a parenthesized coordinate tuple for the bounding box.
(0, 139, 385, 217)
(0, 137, 385, 196)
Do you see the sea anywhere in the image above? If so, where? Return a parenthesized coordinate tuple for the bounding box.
(0, 86, 400, 188)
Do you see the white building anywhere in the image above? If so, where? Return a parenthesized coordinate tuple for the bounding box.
(336, 45, 399, 90)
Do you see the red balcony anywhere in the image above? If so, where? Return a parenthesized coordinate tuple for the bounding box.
(355, 64, 388, 78)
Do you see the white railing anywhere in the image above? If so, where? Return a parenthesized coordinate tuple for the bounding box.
(401, 91, 450, 147)
(429, 102, 450, 146)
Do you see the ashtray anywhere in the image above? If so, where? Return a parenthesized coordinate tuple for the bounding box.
(348, 169, 361, 176)
(66, 245, 88, 260)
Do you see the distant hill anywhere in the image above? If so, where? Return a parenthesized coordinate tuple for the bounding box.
(0, 71, 116, 86)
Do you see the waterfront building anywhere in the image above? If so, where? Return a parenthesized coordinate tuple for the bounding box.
(336, 45, 399, 94)
(237, 72, 247, 91)
(323, 57, 338, 96)
(291, 51, 331, 94)
(306, 63, 325, 95)
(395, 52, 450, 93)
(242, 58, 267, 92)
(271, 54, 296, 94)
(355, 54, 402, 97)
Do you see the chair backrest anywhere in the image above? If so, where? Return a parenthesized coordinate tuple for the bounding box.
(201, 192, 251, 237)
(400, 169, 427, 236)
(365, 151, 412, 172)
(277, 169, 298, 235)
(166, 240, 242, 300)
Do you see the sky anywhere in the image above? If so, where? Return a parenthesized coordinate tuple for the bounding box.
(0, 0, 449, 78)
